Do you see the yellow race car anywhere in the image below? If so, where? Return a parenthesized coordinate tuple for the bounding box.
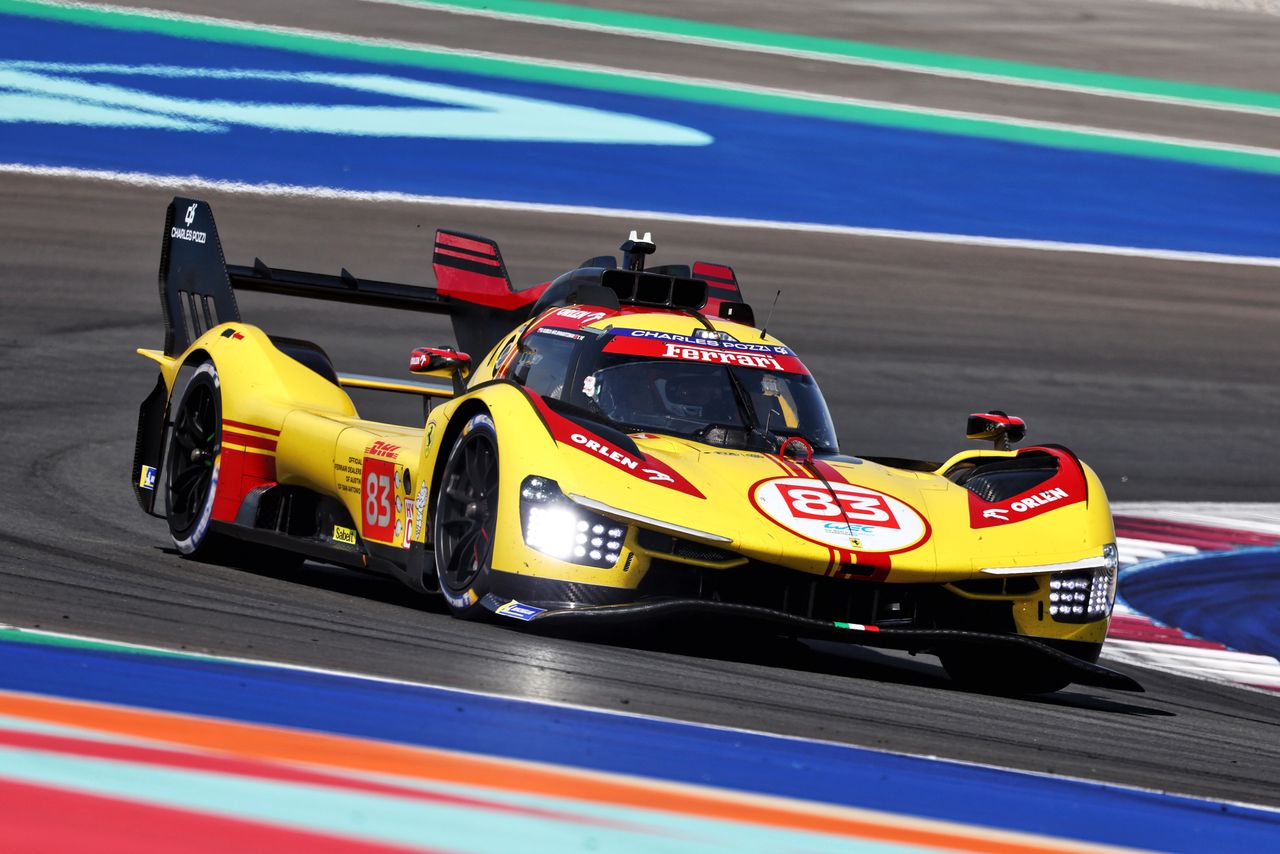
(133, 198, 1137, 695)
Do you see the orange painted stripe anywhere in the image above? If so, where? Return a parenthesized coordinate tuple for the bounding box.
(0, 691, 1113, 854)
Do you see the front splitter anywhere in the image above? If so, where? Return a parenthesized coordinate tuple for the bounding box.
(502, 597, 1142, 693)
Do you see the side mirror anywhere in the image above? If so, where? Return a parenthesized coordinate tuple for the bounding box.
(967, 410, 1026, 451)
(410, 346, 471, 376)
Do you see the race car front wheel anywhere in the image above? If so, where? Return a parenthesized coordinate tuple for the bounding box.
(434, 413, 499, 619)
(165, 361, 227, 559)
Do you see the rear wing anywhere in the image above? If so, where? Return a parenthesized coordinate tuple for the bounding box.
(157, 197, 549, 359)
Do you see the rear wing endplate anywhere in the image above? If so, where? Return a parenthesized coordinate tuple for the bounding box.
(156, 197, 547, 359)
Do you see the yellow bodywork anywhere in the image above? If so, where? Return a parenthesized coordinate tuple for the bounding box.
(143, 307, 1116, 647)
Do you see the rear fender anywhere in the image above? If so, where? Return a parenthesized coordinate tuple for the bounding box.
(131, 347, 197, 517)
(135, 323, 357, 523)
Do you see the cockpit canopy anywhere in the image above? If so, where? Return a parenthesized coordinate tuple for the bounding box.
(508, 326, 838, 453)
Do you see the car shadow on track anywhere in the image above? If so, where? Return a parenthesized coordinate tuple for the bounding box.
(531, 617, 1173, 716)
(157, 548, 452, 614)
(167, 548, 1167, 714)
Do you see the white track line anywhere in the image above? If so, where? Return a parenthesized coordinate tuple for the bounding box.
(360, 0, 1280, 119)
(6, 163, 1280, 268)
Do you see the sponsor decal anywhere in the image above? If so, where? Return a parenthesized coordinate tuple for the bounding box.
(1011, 487, 1068, 513)
(171, 207, 206, 244)
(413, 480, 428, 540)
(219, 328, 244, 340)
(967, 448, 1087, 528)
(617, 328, 792, 355)
(568, 431, 693, 493)
(833, 621, 881, 633)
(531, 306, 617, 334)
(522, 389, 703, 497)
(603, 331, 809, 374)
(660, 343, 782, 370)
(332, 525, 357, 545)
(821, 523, 864, 548)
(495, 600, 546, 621)
(138, 465, 156, 490)
(553, 308, 608, 323)
(361, 456, 397, 541)
(570, 432, 640, 471)
(441, 586, 478, 609)
(751, 477, 929, 552)
(365, 440, 401, 459)
(170, 225, 207, 244)
(541, 328, 586, 341)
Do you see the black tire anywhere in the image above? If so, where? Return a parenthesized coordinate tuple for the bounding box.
(165, 362, 228, 559)
(939, 646, 1075, 695)
(433, 413, 499, 619)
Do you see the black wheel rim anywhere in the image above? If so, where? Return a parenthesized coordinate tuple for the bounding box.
(168, 379, 220, 534)
(436, 431, 498, 593)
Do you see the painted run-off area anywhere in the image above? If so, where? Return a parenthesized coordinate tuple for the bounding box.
(2, 0, 1280, 261)
(1, 633, 1278, 853)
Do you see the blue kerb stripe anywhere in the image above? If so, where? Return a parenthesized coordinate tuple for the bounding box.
(1120, 546, 1280, 660)
(0, 639, 1276, 852)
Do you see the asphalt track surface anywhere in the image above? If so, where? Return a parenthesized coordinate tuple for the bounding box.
(2, 0, 1280, 813)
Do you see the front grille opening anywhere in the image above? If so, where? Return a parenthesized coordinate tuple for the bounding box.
(637, 559, 928, 626)
(951, 576, 1040, 596)
(635, 527, 738, 563)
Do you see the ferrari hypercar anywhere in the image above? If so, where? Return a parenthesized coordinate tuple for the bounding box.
(132, 197, 1138, 694)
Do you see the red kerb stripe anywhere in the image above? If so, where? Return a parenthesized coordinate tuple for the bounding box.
(0, 777, 426, 854)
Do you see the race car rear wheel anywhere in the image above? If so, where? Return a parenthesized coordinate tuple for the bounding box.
(165, 361, 228, 559)
(434, 413, 499, 620)
(939, 646, 1075, 695)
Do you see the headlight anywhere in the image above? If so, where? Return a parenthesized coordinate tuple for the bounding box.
(520, 476, 626, 568)
(1047, 543, 1118, 623)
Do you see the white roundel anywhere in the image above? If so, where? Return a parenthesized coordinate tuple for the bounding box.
(750, 478, 928, 552)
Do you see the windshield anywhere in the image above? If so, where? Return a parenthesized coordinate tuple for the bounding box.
(571, 348, 838, 453)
